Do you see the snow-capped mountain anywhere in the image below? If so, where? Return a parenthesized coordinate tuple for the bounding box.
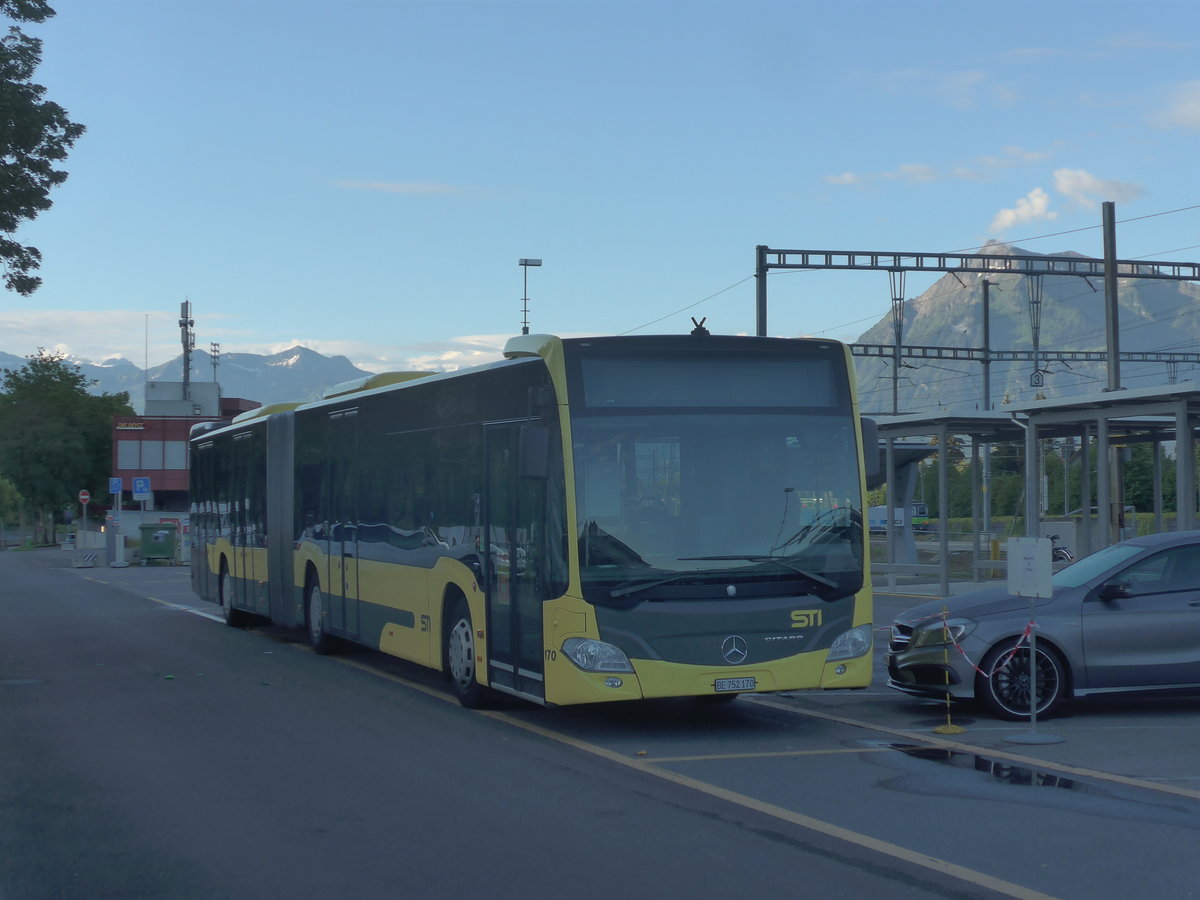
(0, 346, 372, 412)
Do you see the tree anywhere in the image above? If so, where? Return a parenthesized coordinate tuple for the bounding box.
(0, 349, 132, 543)
(0, 0, 84, 295)
(0, 473, 17, 525)
(1123, 443, 1177, 514)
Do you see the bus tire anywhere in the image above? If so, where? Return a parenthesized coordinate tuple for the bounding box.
(305, 574, 333, 655)
(219, 560, 244, 627)
(445, 596, 485, 708)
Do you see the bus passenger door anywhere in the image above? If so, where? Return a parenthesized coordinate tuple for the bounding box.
(231, 431, 254, 609)
(484, 422, 545, 702)
(326, 409, 360, 639)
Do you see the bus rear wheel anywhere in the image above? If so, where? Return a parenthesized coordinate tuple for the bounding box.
(445, 597, 485, 708)
(305, 577, 333, 655)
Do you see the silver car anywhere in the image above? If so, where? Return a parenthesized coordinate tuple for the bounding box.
(887, 530, 1200, 719)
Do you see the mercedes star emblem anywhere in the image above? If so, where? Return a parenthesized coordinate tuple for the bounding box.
(721, 635, 749, 665)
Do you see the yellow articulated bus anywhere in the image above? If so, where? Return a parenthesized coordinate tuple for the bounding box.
(189, 332, 876, 707)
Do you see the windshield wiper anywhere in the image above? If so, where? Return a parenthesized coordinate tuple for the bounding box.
(609, 572, 703, 599)
(679, 555, 837, 590)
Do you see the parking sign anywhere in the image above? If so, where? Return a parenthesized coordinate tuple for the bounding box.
(132, 476, 152, 501)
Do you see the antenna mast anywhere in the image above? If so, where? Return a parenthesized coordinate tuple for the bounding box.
(179, 300, 195, 400)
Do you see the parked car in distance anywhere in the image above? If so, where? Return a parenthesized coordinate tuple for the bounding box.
(887, 530, 1200, 720)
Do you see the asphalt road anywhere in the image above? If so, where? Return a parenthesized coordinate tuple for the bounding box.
(4, 549, 1200, 899)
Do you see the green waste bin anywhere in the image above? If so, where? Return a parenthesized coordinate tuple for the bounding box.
(139, 523, 178, 565)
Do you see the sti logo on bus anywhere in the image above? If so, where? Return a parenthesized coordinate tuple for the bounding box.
(791, 609, 822, 629)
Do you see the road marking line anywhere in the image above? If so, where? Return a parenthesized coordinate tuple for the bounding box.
(143, 594, 225, 623)
(81, 573, 227, 623)
(475, 708, 1058, 900)
(119, 588, 1180, 899)
(310, 655, 1056, 898)
(647, 747, 893, 763)
(749, 695, 1200, 802)
(83, 572, 1200, 808)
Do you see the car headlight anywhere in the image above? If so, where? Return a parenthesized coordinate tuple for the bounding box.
(562, 637, 634, 673)
(909, 618, 976, 649)
(827, 624, 872, 661)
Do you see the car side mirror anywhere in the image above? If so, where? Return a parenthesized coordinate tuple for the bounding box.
(1098, 580, 1131, 601)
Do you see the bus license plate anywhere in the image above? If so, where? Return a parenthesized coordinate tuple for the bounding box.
(714, 677, 756, 693)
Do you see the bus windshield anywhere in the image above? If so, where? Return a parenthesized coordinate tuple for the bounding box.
(572, 411, 864, 605)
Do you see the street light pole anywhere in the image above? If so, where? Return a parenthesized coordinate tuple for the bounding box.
(518, 258, 542, 334)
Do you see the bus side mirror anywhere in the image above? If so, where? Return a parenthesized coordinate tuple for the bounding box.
(860, 418, 881, 480)
(520, 424, 549, 478)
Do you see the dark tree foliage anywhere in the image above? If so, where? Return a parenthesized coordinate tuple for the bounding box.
(0, 0, 84, 295)
(0, 349, 133, 542)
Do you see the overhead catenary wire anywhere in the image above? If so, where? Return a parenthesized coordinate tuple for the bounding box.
(618, 201, 1200, 410)
(620, 275, 753, 335)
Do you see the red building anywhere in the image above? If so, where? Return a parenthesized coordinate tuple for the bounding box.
(111, 384, 259, 512)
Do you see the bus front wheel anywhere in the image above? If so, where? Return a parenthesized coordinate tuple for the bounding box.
(445, 597, 485, 708)
(305, 577, 333, 655)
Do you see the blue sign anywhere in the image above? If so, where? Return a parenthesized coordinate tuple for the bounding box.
(132, 477, 152, 500)
(109, 477, 123, 494)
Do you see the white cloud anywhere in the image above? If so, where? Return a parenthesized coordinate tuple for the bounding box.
(0, 309, 185, 368)
(333, 180, 465, 195)
(998, 46, 1067, 62)
(989, 187, 1057, 234)
(1097, 32, 1198, 54)
(885, 67, 992, 110)
(883, 164, 938, 184)
(824, 172, 861, 186)
(825, 145, 1050, 188)
(999, 146, 1050, 164)
(1152, 80, 1200, 130)
(1053, 168, 1143, 208)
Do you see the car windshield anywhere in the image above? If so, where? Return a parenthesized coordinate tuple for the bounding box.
(1051, 542, 1146, 588)
(572, 411, 864, 605)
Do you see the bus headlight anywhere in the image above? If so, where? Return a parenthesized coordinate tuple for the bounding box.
(827, 624, 872, 661)
(562, 638, 634, 673)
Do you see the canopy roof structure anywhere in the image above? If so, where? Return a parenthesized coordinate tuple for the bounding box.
(870, 384, 1200, 592)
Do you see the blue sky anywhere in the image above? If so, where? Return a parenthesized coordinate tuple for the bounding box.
(3, 0, 1200, 373)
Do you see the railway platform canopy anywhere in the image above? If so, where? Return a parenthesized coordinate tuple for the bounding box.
(870, 383, 1200, 594)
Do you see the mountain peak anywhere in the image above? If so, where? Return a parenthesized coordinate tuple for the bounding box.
(850, 245, 1200, 414)
(0, 347, 373, 414)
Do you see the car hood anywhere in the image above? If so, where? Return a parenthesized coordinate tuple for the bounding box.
(893, 585, 1055, 626)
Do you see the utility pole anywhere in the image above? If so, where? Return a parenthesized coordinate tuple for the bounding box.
(1102, 201, 1123, 544)
(755, 245, 768, 336)
(981, 278, 992, 412)
(982, 278, 993, 535)
(889, 271, 905, 415)
(1103, 201, 1121, 393)
(518, 258, 542, 335)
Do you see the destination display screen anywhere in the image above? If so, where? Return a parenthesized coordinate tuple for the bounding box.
(580, 355, 839, 409)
